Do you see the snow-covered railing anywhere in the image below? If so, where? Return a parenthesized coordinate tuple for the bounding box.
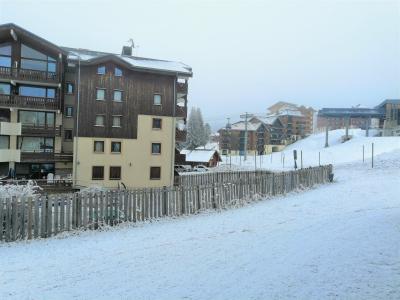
(0, 165, 333, 243)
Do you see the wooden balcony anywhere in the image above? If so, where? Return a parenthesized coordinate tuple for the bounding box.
(176, 82, 188, 95)
(175, 128, 187, 142)
(0, 94, 60, 110)
(21, 125, 61, 136)
(0, 66, 59, 84)
(20, 151, 73, 162)
(176, 105, 187, 118)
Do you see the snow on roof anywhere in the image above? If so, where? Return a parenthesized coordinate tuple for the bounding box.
(252, 115, 279, 125)
(63, 47, 192, 76)
(195, 142, 219, 151)
(183, 150, 219, 163)
(274, 109, 304, 117)
(230, 121, 260, 131)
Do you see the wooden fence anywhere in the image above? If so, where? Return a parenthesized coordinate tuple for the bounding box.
(0, 165, 333, 242)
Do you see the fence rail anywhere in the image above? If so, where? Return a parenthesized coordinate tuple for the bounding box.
(0, 165, 333, 242)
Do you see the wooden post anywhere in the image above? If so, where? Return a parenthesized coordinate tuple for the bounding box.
(318, 152, 321, 166)
(362, 145, 365, 163)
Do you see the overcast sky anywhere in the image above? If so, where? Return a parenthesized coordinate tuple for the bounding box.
(1, 0, 399, 129)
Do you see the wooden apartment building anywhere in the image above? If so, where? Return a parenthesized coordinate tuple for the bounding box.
(0, 23, 192, 188)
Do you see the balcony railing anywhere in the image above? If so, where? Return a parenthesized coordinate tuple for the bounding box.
(175, 128, 187, 142)
(176, 105, 187, 118)
(20, 151, 73, 162)
(0, 94, 59, 110)
(176, 82, 188, 95)
(0, 66, 59, 83)
(21, 125, 61, 136)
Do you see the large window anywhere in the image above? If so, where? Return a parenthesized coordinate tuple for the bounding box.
(65, 106, 73, 117)
(94, 141, 104, 153)
(19, 111, 55, 127)
(17, 137, 54, 152)
(19, 86, 56, 98)
(113, 90, 122, 102)
(112, 116, 122, 127)
(92, 166, 104, 180)
(109, 166, 121, 180)
(0, 135, 9, 149)
(150, 167, 161, 180)
(66, 83, 74, 94)
(0, 43, 11, 68)
(96, 88, 105, 100)
(0, 83, 11, 95)
(114, 67, 122, 77)
(20, 44, 56, 72)
(152, 118, 162, 129)
(151, 143, 161, 154)
(64, 130, 72, 140)
(153, 94, 162, 105)
(97, 66, 106, 75)
(111, 141, 121, 153)
(95, 115, 105, 126)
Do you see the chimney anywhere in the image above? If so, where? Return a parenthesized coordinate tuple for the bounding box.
(121, 46, 132, 56)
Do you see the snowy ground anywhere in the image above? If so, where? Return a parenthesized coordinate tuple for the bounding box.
(219, 129, 400, 171)
(1, 132, 400, 299)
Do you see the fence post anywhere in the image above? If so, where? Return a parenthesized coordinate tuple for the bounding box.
(162, 186, 168, 216)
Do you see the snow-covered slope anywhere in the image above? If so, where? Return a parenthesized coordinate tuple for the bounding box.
(0, 151, 399, 299)
(221, 129, 400, 171)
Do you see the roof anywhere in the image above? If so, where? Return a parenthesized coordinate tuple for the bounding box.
(376, 99, 400, 108)
(181, 149, 220, 163)
(62, 47, 192, 76)
(318, 107, 385, 118)
(251, 115, 279, 125)
(230, 121, 262, 131)
(0, 23, 67, 55)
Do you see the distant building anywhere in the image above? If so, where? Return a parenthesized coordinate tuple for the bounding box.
(267, 101, 316, 137)
(179, 149, 221, 167)
(376, 99, 400, 136)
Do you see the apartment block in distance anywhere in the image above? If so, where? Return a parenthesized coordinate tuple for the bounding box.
(0, 23, 192, 188)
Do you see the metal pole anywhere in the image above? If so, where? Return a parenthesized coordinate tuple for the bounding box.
(244, 112, 248, 161)
(325, 126, 329, 147)
(73, 54, 81, 187)
(301, 150, 303, 169)
(372, 143, 374, 168)
(254, 150, 257, 171)
(319, 152, 320, 166)
(283, 154, 285, 169)
(362, 145, 364, 163)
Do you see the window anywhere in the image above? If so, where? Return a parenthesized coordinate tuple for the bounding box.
(20, 44, 56, 72)
(112, 116, 122, 127)
(92, 166, 104, 180)
(153, 94, 162, 105)
(111, 141, 121, 153)
(152, 118, 162, 129)
(109, 166, 121, 180)
(96, 88, 105, 100)
(19, 86, 56, 98)
(151, 143, 161, 154)
(17, 137, 54, 152)
(95, 115, 105, 126)
(0, 44, 11, 68)
(113, 90, 122, 102)
(114, 67, 122, 76)
(64, 129, 72, 140)
(65, 106, 73, 117)
(0, 83, 11, 95)
(0, 135, 10, 149)
(150, 167, 161, 180)
(97, 65, 106, 75)
(94, 141, 104, 153)
(19, 111, 55, 127)
(66, 83, 74, 94)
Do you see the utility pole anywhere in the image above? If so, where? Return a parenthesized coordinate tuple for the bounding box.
(240, 112, 253, 161)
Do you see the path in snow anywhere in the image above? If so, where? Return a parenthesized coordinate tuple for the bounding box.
(0, 151, 399, 299)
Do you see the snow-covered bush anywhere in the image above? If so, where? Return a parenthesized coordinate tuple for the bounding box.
(0, 180, 42, 198)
